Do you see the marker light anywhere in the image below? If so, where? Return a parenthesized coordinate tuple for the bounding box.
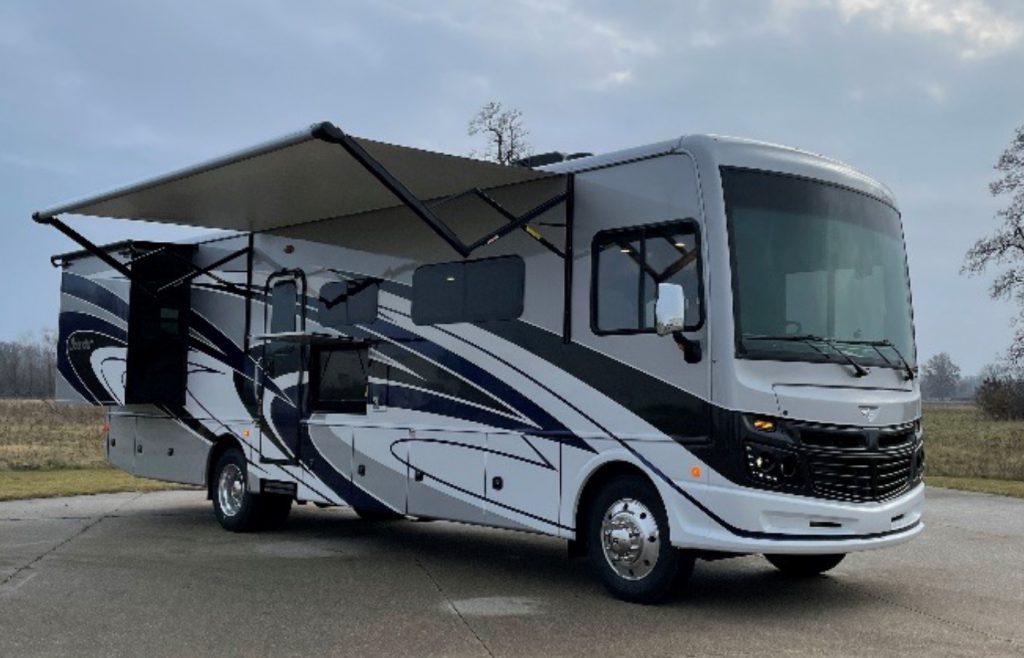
(242, 429, 251, 438)
(752, 418, 776, 432)
(690, 466, 702, 479)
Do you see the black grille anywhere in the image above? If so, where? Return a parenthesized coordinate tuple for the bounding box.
(806, 445, 917, 502)
(783, 421, 921, 502)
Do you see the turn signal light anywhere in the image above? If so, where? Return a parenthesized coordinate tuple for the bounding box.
(690, 466, 702, 479)
(752, 418, 776, 432)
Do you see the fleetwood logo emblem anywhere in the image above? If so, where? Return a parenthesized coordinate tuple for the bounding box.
(858, 405, 880, 423)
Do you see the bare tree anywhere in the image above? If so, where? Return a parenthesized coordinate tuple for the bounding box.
(0, 332, 59, 399)
(921, 352, 962, 400)
(964, 123, 1024, 365)
(468, 101, 531, 165)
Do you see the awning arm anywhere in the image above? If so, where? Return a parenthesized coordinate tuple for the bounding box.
(156, 246, 251, 295)
(33, 212, 159, 297)
(34, 212, 250, 297)
(313, 123, 472, 258)
(312, 122, 569, 260)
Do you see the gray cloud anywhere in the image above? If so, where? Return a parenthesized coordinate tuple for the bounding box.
(1, 0, 1021, 372)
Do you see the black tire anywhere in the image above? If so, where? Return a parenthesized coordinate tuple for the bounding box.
(765, 553, 846, 577)
(212, 448, 261, 532)
(352, 506, 404, 522)
(212, 448, 292, 532)
(587, 475, 694, 604)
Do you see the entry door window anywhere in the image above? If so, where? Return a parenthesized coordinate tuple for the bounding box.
(270, 280, 298, 333)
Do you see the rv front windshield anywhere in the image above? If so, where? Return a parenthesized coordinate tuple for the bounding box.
(722, 167, 916, 369)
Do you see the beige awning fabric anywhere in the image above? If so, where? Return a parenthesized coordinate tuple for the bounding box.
(36, 121, 558, 236)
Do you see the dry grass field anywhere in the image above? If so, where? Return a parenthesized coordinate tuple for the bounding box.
(0, 399, 106, 470)
(0, 399, 186, 499)
(921, 403, 1024, 480)
(0, 399, 1021, 500)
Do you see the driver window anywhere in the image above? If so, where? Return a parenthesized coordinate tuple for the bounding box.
(592, 220, 703, 335)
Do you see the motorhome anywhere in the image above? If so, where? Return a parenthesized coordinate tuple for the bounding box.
(36, 122, 923, 602)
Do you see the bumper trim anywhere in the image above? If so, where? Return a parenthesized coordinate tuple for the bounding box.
(723, 517, 921, 542)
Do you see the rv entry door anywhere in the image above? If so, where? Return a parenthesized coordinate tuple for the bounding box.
(257, 270, 308, 464)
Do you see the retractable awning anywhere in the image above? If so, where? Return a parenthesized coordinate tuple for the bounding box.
(34, 121, 567, 260)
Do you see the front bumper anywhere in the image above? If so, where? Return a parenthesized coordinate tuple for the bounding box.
(662, 479, 925, 554)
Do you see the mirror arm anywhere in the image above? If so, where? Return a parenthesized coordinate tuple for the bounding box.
(672, 331, 702, 364)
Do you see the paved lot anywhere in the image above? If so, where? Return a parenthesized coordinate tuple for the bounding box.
(1, 487, 1022, 657)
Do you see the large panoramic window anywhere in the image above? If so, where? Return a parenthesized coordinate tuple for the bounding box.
(723, 168, 916, 369)
(591, 220, 702, 334)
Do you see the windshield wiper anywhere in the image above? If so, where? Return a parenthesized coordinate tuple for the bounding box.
(744, 334, 870, 378)
(827, 338, 916, 381)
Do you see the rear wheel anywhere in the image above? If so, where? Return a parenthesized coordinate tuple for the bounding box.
(765, 553, 845, 576)
(587, 475, 694, 604)
(212, 448, 291, 532)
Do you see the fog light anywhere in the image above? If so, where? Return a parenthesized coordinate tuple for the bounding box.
(752, 418, 776, 432)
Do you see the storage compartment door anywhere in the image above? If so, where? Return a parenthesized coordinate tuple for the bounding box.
(407, 433, 487, 525)
(106, 414, 135, 472)
(352, 429, 408, 514)
(132, 416, 209, 485)
(485, 433, 560, 531)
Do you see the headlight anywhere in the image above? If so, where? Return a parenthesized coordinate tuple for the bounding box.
(745, 442, 804, 488)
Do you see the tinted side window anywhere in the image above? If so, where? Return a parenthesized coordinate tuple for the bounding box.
(592, 221, 702, 334)
(319, 279, 379, 327)
(412, 256, 525, 325)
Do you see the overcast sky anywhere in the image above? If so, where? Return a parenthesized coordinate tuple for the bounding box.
(2, 0, 1022, 373)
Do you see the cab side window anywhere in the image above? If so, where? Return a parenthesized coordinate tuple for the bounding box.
(592, 220, 703, 334)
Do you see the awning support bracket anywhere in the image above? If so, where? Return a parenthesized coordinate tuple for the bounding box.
(34, 212, 251, 297)
(33, 212, 160, 297)
(311, 122, 568, 260)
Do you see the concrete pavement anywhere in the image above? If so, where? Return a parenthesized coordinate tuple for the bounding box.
(1, 487, 1022, 657)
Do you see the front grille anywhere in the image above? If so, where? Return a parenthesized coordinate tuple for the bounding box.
(806, 447, 916, 502)
(789, 421, 920, 502)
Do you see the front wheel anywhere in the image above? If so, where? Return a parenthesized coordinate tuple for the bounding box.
(587, 475, 694, 604)
(765, 553, 846, 576)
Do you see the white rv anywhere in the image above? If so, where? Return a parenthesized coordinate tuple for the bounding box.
(37, 122, 923, 603)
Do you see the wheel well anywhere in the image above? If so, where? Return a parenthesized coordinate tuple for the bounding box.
(206, 435, 244, 500)
(573, 461, 655, 554)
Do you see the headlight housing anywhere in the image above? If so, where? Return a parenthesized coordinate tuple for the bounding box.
(744, 441, 804, 489)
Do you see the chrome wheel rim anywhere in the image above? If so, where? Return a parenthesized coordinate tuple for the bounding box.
(600, 498, 660, 581)
(218, 463, 245, 517)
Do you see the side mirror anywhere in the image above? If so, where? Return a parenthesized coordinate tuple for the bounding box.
(655, 283, 688, 336)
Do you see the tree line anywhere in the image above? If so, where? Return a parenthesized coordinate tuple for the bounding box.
(0, 332, 58, 399)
